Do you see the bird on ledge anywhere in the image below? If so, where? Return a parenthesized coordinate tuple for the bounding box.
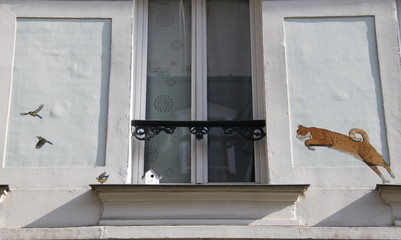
(96, 172, 109, 184)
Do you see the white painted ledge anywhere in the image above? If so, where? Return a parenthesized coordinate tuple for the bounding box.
(90, 184, 309, 226)
(376, 184, 401, 226)
(2, 226, 401, 240)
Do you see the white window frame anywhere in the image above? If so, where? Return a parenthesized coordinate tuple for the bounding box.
(0, 0, 132, 188)
(131, 0, 267, 184)
(262, 0, 401, 187)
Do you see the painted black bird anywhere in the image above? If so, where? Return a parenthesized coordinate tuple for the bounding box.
(35, 136, 53, 149)
(96, 172, 109, 184)
(20, 104, 44, 119)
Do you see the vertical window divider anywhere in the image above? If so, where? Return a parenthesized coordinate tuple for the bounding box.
(250, 0, 267, 184)
(131, 0, 149, 184)
(192, 0, 208, 184)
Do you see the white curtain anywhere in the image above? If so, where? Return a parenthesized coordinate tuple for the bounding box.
(145, 0, 254, 183)
(145, 0, 192, 183)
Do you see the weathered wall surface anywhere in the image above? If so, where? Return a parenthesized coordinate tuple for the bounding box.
(0, 0, 132, 230)
(0, 0, 401, 239)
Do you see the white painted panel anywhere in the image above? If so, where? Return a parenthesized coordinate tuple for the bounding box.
(285, 17, 388, 166)
(5, 18, 111, 167)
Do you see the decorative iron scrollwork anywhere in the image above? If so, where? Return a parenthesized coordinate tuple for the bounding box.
(189, 126, 209, 140)
(133, 125, 176, 141)
(132, 120, 266, 141)
(223, 126, 266, 141)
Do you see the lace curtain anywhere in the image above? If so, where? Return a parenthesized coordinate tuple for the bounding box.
(145, 0, 253, 183)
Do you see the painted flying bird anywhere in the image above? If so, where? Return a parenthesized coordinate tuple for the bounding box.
(35, 136, 53, 149)
(96, 172, 109, 184)
(20, 104, 44, 119)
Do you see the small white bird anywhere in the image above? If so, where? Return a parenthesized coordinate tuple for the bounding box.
(96, 172, 109, 184)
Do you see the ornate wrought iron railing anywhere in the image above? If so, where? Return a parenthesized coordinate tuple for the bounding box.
(131, 120, 266, 141)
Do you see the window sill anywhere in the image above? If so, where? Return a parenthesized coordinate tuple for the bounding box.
(376, 184, 401, 226)
(90, 184, 309, 226)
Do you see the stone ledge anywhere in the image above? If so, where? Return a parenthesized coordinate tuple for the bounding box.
(376, 184, 401, 226)
(2, 226, 401, 240)
(91, 184, 309, 226)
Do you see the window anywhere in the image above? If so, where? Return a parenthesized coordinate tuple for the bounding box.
(132, 0, 265, 184)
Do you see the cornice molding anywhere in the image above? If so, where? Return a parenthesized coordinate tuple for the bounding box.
(376, 184, 401, 226)
(91, 184, 309, 226)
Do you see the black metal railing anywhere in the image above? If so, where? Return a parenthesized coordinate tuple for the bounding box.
(131, 120, 266, 141)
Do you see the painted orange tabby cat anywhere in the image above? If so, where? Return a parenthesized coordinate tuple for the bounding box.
(296, 125, 395, 183)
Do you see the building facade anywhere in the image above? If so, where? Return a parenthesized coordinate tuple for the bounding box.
(1, 0, 401, 239)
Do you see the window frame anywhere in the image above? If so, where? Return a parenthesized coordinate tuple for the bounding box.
(131, 0, 267, 184)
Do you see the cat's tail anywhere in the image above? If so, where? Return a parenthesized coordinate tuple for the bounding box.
(349, 128, 369, 142)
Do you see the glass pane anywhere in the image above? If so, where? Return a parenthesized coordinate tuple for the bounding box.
(145, 0, 191, 183)
(206, 0, 254, 182)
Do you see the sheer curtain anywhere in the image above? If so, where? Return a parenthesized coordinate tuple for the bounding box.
(145, 0, 253, 183)
(145, 0, 192, 183)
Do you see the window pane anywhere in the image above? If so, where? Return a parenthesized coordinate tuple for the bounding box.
(145, 0, 191, 183)
(207, 0, 254, 182)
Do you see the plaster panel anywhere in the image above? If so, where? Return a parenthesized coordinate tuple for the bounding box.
(5, 18, 111, 167)
(285, 17, 387, 167)
(262, 0, 401, 186)
(0, 0, 132, 188)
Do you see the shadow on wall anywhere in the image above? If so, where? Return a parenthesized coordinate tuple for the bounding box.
(7, 187, 393, 227)
(315, 190, 392, 227)
(23, 190, 101, 228)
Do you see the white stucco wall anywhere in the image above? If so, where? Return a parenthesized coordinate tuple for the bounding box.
(0, 0, 401, 239)
(0, 0, 132, 229)
(264, 0, 401, 187)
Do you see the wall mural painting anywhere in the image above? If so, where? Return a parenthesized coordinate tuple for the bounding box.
(35, 136, 53, 149)
(20, 104, 45, 119)
(20, 104, 54, 150)
(96, 171, 109, 184)
(296, 125, 395, 183)
(6, 18, 110, 168)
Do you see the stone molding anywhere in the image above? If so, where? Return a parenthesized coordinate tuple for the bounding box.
(91, 184, 309, 226)
(376, 184, 401, 226)
(2, 226, 401, 240)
